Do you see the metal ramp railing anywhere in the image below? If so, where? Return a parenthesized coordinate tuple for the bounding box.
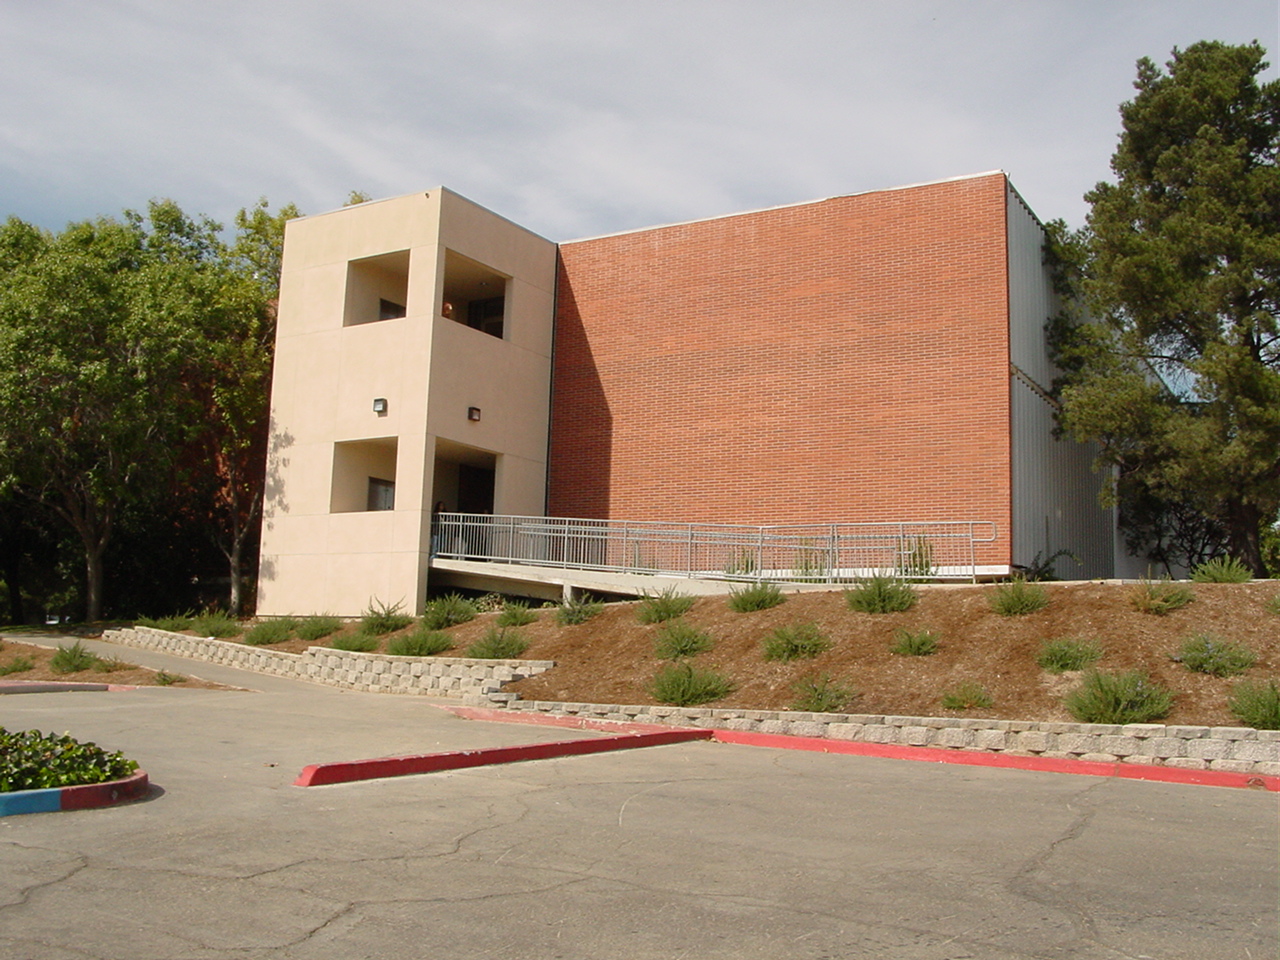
(431, 514, 998, 584)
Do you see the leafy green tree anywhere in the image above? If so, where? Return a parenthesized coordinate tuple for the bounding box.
(1051, 41, 1280, 575)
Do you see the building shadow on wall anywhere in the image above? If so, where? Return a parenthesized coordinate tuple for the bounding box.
(257, 418, 294, 584)
(549, 270, 611, 518)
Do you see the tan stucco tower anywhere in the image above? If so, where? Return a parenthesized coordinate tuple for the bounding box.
(257, 189, 557, 616)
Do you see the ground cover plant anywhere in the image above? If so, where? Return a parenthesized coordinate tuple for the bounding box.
(890, 628, 938, 657)
(1229, 680, 1280, 730)
(331, 631, 379, 652)
(191, 612, 242, 638)
(466, 626, 528, 659)
(1191, 556, 1252, 583)
(940, 681, 992, 711)
(1036, 638, 1103, 674)
(421, 593, 478, 630)
(0, 655, 34, 676)
(762, 623, 830, 661)
(988, 578, 1049, 616)
(387, 629, 453, 656)
(637, 588, 695, 624)
(1176, 634, 1256, 677)
(296, 616, 343, 642)
(650, 663, 734, 706)
(1063, 670, 1174, 724)
(845, 575, 916, 613)
(728, 582, 785, 613)
(50, 641, 97, 674)
(496, 601, 538, 627)
(557, 597, 604, 625)
(1129, 580, 1194, 615)
(0, 727, 138, 792)
(790, 673, 857, 713)
(137, 612, 195, 632)
(243, 618, 298, 646)
(654, 621, 714, 660)
(362, 599, 417, 634)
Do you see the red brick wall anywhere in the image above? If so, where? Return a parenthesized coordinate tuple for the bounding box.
(549, 173, 1011, 561)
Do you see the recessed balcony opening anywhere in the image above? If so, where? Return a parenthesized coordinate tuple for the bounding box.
(441, 250, 508, 339)
(331, 438, 399, 513)
(344, 250, 410, 327)
(432, 439, 497, 515)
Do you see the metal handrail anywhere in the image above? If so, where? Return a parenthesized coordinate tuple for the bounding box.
(431, 514, 998, 583)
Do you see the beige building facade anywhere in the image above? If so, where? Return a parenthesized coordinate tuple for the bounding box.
(257, 189, 557, 616)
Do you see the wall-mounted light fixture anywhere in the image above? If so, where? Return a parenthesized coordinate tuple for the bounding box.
(467, 406, 482, 422)
(373, 398, 388, 415)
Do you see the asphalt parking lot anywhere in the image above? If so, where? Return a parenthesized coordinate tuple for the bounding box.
(1, 636, 1276, 959)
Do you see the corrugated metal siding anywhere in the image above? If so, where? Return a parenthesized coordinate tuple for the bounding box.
(1006, 184, 1113, 578)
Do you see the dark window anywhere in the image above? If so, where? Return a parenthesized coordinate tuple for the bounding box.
(379, 298, 406, 321)
(367, 477, 396, 511)
(466, 296, 504, 339)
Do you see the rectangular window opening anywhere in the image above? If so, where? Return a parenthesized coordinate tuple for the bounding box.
(344, 250, 410, 327)
(442, 249, 509, 340)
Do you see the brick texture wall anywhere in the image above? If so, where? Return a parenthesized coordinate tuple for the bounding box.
(550, 173, 1012, 564)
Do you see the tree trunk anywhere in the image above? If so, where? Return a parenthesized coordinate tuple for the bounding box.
(1225, 496, 1267, 577)
(2, 553, 24, 625)
(83, 542, 106, 622)
(228, 536, 243, 617)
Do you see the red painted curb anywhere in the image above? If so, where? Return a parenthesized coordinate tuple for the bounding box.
(710, 730, 1280, 791)
(60, 770, 150, 810)
(294, 728, 714, 786)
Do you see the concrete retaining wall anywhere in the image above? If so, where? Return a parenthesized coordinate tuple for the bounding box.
(101, 627, 554, 702)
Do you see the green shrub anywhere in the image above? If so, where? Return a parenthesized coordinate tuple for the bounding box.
(191, 612, 242, 638)
(136, 611, 195, 632)
(1129, 579, 1194, 615)
(387, 629, 454, 656)
(50, 641, 97, 674)
(790, 673, 858, 713)
(243, 618, 298, 646)
(650, 663, 735, 706)
(844, 575, 917, 613)
(496, 601, 538, 627)
(988, 578, 1049, 616)
(295, 616, 343, 642)
(557, 597, 604, 625)
(466, 626, 529, 659)
(1177, 633, 1256, 677)
(890, 628, 938, 656)
(0, 656, 34, 676)
(331, 631, 379, 652)
(362, 598, 416, 635)
(637, 587, 695, 624)
(940, 681, 993, 711)
(91, 655, 134, 673)
(473, 593, 507, 613)
(1190, 555, 1252, 583)
(1064, 670, 1174, 724)
(654, 621, 715, 660)
(727, 582, 785, 613)
(154, 671, 185, 686)
(762, 623, 830, 661)
(0, 727, 138, 792)
(1267, 594, 1280, 617)
(1036, 638, 1103, 674)
(419, 594, 477, 631)
(1229, 680, 1280, 730)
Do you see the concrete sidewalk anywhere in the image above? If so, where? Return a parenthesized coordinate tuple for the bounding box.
(0, 636, 1276, 959)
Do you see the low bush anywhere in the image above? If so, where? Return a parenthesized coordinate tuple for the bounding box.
(496, 601, 538, 627)
(362, 598, 416, 635)
(845, 576, 917, 614)
(1190, 555, 1252, 583)
(420, 594, 477, 631)
(136, 611, 194, 632)
(243, 618, 298, 646)
(637, 587, 695, 624)
(0, 727, 138, 792)
(1063, 670, 1173, 724)
(466, 627, 529, 659)
(762, 623, 830, 661)
(191, 612, 242, 638)
(1267, 594, 1280, 617)
(654, 621, 714, 660)
(940, 681, 993, 711)
(91, 655, 135, 673)
(790, 673, 858, 713)
(331, 631, 379, 652)
(1176, 633, 1256, 677)
(154, 671, 185, 686)
(727, 582, 785, 613)
(295, 616, 343, 642)
(50, 641, 97, 674)
(1229, 680, 1280, 730)
(472, 593, 507, 613)
(1036, 638, 1103, 674)
(650, 663, 735, 706)
(557, 597, 604, 625)
(0, 655, 34, 676)
(387, 629, 453, 657)
(890, 628, 938, 656)
(1129, 579, 1194, 616)
(988, 578, 1049, 616)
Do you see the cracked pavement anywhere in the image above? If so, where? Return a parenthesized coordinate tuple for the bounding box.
(1, 638, 1276, 959)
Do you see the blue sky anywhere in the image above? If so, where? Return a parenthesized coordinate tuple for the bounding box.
(1, 1, 1275, 240)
